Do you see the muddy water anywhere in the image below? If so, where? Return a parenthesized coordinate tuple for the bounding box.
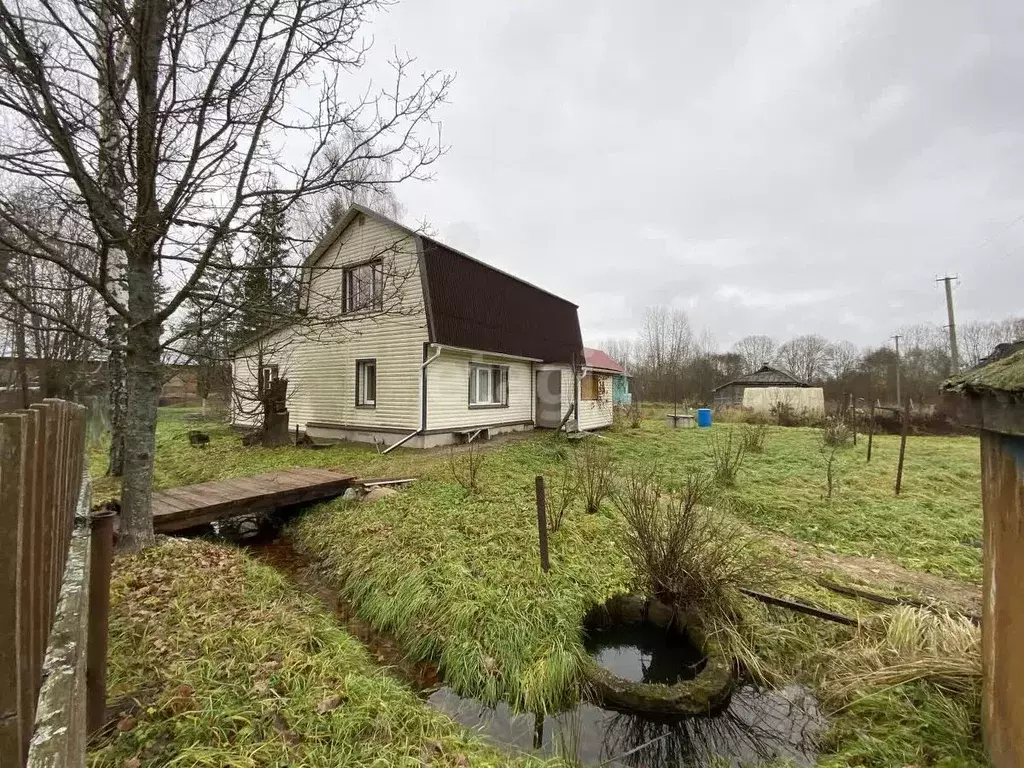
(246, 532, 824, 767)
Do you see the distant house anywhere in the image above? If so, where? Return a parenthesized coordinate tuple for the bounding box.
(944, 339, 1024, 768)
(712, 364, 824, 415)
(583, 348, 631, 406)
(231, 205, 613, 448)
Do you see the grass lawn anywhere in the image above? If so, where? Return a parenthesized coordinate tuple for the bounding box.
(90, 538, 556, 767)
(96, 407, 986, 765)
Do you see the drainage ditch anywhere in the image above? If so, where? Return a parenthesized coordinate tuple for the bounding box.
(239, 526, 824, 767)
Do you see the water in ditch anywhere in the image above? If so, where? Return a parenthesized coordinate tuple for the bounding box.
(244, 531, 825, 767)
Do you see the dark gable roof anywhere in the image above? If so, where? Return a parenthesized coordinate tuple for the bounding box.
(420, 237, 583, 364)
(712, 364, 808, 392)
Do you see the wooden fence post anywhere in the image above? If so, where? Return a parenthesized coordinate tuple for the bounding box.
(0, 414, 30, 762)
(895, 398, 910, 495)
(535, 476, 550, 573)
(87, 508, 116, 735)
(866, 403, 875, 462)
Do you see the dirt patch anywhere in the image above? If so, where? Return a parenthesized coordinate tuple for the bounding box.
(770, 535, 982, 617)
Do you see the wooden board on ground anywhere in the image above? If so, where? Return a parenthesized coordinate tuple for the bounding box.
(151, 468, 355, 532)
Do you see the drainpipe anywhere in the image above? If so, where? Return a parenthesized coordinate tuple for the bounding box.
(382, 344, 441, 454)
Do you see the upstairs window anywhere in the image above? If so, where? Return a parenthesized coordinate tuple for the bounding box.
(469, 364, 508, 407)
(343, 260, 383, 313)
(356, 359, 376, 407)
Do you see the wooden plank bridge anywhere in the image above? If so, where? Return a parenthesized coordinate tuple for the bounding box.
(151, 467, 355, 533)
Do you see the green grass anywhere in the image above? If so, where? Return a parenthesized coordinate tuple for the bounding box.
(90, 538, 556, 767)
(98, 407, 986, 765)
(600, 420, 982, 581)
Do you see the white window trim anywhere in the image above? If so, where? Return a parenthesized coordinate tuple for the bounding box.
(469, 363, 508, 408)
(356, 359, 376, 407)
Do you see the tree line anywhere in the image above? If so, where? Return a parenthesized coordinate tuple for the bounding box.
(601, 309, 1023, 408)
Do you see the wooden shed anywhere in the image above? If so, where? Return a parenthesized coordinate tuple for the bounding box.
(712, 364, 809, 408)
(944, 340, 1024, 768)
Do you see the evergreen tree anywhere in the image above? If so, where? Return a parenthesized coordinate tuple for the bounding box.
(235, 193, 295, 343)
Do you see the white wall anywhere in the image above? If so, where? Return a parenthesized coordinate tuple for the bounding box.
(742, 386, 825, 416)
(231, 213, 428, 432)
(578, 372, 614, 430)
(425, 349, 534, 431)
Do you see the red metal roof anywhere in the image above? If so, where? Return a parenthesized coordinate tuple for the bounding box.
(584, 347, 625, 374)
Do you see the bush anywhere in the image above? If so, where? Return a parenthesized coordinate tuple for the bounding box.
(614, 466, 749, 611)
(545, 459, 579, 534)
(709, 428, 746, 487)
(574, 438, 614, 514)
(740, 424, 768, 454)
(447, 441, 484, 494)
(613, 401, 644, 430)
(822, 416, 853, 447)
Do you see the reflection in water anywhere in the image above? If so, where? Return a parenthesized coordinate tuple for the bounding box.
(246, 532, 823, 767)
(429, 685, 823, 767)
(584, 621, 706, 684)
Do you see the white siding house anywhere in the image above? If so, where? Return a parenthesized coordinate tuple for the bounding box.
(230, 205, 602, 448)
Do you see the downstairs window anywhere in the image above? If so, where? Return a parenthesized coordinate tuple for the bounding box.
(469, 364, 508, 407)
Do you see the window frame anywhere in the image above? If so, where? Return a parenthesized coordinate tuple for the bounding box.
(355, 358, 377, 408)
(260, 364, 279, 393)
(342, 258, 384, 314)
(468, 363, 509, 409)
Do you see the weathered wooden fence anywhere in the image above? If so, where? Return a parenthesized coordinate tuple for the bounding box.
(0, 399, 88, 765)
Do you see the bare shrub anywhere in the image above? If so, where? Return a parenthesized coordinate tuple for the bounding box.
(740, 424, 768, 454)
(546, 460, 580, 534)
(769, 400, 796, 427)
(448, 442, 484, 494)
(821, 416, 853, 447)
(709, 428, 746, 487)
(613, 403, 642, 431)
(818, 433, 841, 499)
(574, 439, 614, 514)
(615, 466, 749, 611)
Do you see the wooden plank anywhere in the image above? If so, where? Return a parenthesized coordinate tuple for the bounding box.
(739, 587, 859, 626)
(151, 468, 354, 533)
(0, 415, 28, 762)
(14, 409, 41, 718)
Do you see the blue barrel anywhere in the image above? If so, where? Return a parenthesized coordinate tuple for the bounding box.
(697, 408, 713, 428)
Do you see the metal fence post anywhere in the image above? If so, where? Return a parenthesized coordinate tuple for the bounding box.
(535, 476, 549, 573)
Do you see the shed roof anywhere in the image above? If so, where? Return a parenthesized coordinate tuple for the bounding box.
(943, 340, 1024, 396)
(711, 364, 808, 392)
(583, 347, 626, 375)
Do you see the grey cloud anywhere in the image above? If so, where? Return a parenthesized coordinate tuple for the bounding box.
(365, 0, 1024, 349)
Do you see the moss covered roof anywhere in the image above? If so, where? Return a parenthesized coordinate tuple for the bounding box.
(944, 341, 1024, 395)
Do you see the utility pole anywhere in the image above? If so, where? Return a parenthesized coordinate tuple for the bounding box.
(891, 334, 902, 406)
(937, 275, 960, 374)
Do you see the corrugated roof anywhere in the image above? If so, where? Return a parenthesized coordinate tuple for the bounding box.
(711, 364, 808, 392)
(420, 238, 583, 364)
(584, 347, 626, 374)
(943, 340, 1024, 395)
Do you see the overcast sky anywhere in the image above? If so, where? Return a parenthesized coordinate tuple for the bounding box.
(362, 0, 1024, 350)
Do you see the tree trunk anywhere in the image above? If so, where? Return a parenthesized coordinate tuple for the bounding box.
(117, 250, 159, 553)
(106, 316, 127, 476)
(118, 319, 159, 552)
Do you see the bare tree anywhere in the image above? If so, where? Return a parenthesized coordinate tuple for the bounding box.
(826, 340, 861, 381)
(777, 334, 831, 383)
(732, 334, 777, 374)
(0, 0, 451, 551)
